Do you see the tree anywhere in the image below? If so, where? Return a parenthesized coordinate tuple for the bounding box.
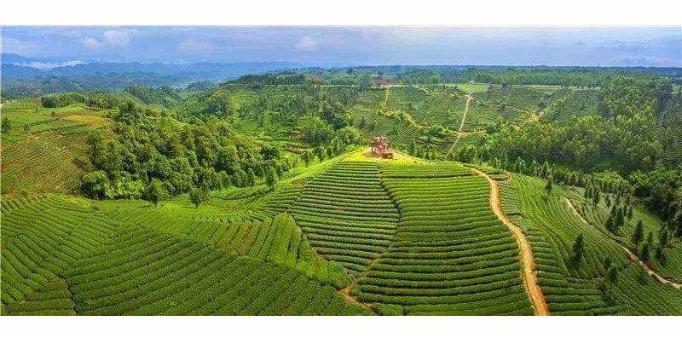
(606, 267, 619, 284)
(658, 225, 671, 247)
(632, 220, 644, 245)
(640, 241, 651, 262)
(315, 146, 325, 161)
(640, 232, 653, 262)
(189, 187, 205, 208)
(544, 176, 553, 194)
(615, 206, 625, 227)
(605, 215, 615, 233)
(570, 233, 585, 268)
(593, 191, 600, 206)
(655, 243, 667, 265)
(301, 150, 313, 166)
(1, 116, 11, 133)
(265, 165, 278, 190)
(145, 179, 165, 206)
(246, 169, 256, 187)
(80, 171, 110, 199)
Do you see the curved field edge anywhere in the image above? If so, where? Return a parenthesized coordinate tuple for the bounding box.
(349, 161, 533, 315)
(470, 168, 550, 315)
(500, 174, 682, 315)
(0, 194, 371, 316)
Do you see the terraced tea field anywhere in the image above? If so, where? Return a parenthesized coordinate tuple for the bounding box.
(290, 161, 400, 275)
(502, 175, 682, 315)
(354, 162, 533, 315)
(2, 151, 681, 316)
(1, 132, 87, 194)
(0, 194, 369, 315)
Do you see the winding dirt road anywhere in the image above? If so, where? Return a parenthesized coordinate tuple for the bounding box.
(472, 169, 551, 316)
(564, 198, 682, 289)
(445, 94, 473, 159)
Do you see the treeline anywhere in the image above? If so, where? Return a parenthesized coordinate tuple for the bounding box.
(459, 67, 668, 88)
(451, 67, 680, 87)
(124, 85, 180, 107)
(78, 84, 367, 201)
(443, 75, 682, 235)
(79, 101, 292, 201)
(455, 76, 678, 174)
(233, 72, 307, 86)
(41, 92, 122, 109)
(39, 85, 181, 110)
(1, 73, 180, 100)
(494, 156, 681, 238)
(181, 83, 362, 146)
(597, 77, 671, 118)
(399, 69, 441, 84)
(306, 65, 680, 87)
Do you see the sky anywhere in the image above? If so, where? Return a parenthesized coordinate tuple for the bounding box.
(2, 26, 681, 67)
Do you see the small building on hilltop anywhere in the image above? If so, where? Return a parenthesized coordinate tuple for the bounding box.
(368, 136, 394, 159)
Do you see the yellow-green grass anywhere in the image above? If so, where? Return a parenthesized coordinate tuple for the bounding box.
(1, 132, 87, 195)
(2, 99, 112, 145)
(454, 83, 489, 94)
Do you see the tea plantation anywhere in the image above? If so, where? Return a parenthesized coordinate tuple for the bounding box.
(2, 145, 682, 316)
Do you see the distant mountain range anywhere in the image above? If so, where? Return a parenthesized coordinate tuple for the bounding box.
(0, 54, 313, 98)
(1, 53, 303, 81)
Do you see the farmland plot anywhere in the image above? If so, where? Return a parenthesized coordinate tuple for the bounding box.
(1, 195, 119, 311)
(290, 161, 400, 275)
(63, 228, 370, 315)
(354, 162, 533, 315)
(506, 175, 682, 315)
(98, 200, 349, 287)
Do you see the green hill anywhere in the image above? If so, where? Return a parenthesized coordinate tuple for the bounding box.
(3, 151, 680, 315)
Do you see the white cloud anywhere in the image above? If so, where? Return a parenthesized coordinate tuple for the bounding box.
(2, 37, 37, 54)
(82, 37, 103, 49)
(15, 60, 86, 70)
(295, 36, 319, 51)
(178, 39, 216, 52)
(103, 30, 132, 47)
(609, 55, 681, 67)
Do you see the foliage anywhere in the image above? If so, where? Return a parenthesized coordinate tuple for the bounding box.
(80, 101, 289, 200)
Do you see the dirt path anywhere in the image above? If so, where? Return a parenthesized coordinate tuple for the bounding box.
(471, 169, 550, 316)
(413, 85, 432, 95)
(445, 94, 474, 159)
(338, 256, 382, 309)
(564, 198, 682, 289)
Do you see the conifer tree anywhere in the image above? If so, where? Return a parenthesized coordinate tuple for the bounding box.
(632, 220, 644, 245)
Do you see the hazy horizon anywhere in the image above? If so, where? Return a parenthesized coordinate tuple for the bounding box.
(2, 26, 681, 67)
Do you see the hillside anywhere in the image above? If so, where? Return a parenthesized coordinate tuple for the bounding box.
(2, 148, 681, 315)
